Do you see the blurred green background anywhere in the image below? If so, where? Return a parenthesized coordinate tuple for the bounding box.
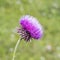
(0, 0, 60, 60)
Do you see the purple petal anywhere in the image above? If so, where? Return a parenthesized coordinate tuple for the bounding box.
(19, 15, 43, 39)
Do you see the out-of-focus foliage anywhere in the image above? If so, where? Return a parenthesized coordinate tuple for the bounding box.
(0, 0, 60, 60)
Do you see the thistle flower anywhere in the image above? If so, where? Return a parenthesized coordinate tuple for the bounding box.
(17, 15, 43, 41)
(12, 15, 43, 60)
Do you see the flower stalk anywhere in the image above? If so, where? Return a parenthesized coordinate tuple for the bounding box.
(12, 38, 22, 60)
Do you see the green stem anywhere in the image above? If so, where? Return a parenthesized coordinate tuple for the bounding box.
(12, 38, 22, 60)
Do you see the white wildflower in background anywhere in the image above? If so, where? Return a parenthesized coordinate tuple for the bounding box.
(56, 46, 60, 51)
(40, 56, 45, 60)
(16, 0, 21, 4)
(9, 48, 13, 52)
(10, 34, 15, 41)
(28, 0, 33, 3)
(57, 53, 60, 58)
(45, 44, 52, 51)
(52, 2, 58, 8)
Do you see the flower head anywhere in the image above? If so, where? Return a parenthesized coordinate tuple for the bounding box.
(18, 15, 43, 41)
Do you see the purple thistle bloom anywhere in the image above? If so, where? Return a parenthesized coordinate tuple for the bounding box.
(18, 15, 43, 41)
